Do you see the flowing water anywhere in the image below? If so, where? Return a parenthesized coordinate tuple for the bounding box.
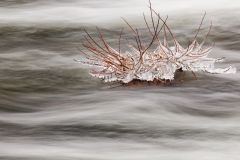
(0, 0, 240, 159)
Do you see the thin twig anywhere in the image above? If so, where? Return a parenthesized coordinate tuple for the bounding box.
(119, 27, 124, 54)
(194, 11, 206, 40)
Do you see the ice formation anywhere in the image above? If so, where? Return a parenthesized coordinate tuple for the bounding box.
(75, 1, 236, 84)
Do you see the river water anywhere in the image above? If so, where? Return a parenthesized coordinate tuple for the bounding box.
(0, 0, 240, 160)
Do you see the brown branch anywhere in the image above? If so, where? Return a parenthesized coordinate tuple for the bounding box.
(84, 29, 110, 54)
(191, 71, 198, 82)
(82, 36, 115, 62)
(150, 7, 181, 54)
(143, 11, 171, 57)
(77, 47, 91, 57)
(81, 43, 111, 62)
(119, 27, 124, 54)
(135, 37, 142, 54)
(121, 17, 137, 34)
(194, 11, 206, 40)
(82, 37, 115, 61)
(141, 13, 162, 55)
(149, 0, 156, 33)
(121, 17, 147, 50)
(96, 27, 127, 67)
(84, 35, 95, 48)
(199, 22, 212, 48)
(186, 39, 191, 52)
(96, 27, 115, 54)
(81, 41, 108, 58)
(143, 12, 154, 37)
(163, 25, 168, 47)
(126, 39, 140, 54)
(134, 12, 162, 71)
(136, 29, 143, 50)
(81, 41, 111, 60)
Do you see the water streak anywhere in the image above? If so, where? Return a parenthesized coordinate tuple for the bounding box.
(0, 0, 240, 159)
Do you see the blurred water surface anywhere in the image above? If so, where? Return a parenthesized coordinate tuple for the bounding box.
(0, 0, 240, 160)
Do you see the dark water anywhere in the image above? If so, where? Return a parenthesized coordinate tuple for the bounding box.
(0, 0, 240, 159)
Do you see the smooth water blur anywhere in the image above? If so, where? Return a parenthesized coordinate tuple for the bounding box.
(0, 0, 240, 160)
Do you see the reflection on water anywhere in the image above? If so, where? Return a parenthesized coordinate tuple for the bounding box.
(0, 0, 240, 159)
